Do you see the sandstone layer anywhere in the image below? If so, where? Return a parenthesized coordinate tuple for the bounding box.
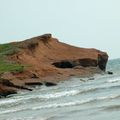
(0, 34, 108, 97)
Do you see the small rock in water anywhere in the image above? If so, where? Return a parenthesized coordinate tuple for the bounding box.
(80, 79, 87, 82)
(107, 71, 113, 75)
(88, 77, 95, 80)
(45, 82, 57, 87)
(25, 82, 43, 86)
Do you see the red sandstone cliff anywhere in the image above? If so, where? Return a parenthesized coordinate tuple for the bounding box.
(0, 34, 108, 97)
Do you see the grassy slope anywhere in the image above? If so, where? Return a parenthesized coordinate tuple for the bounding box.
(0, 43, 24, 72)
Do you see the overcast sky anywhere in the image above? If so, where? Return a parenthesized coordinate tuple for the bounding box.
(0, 0, 120, 59)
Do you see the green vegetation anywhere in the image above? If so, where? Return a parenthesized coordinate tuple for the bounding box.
(0, 59, 24, 72)
(0, 43, 20, 56)
(0, 43, 25, 72)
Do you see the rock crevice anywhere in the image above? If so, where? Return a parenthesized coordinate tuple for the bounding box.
(52, 55, 108, 71)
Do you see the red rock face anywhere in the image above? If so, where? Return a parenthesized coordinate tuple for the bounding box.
(9, 34, 108, 80)
(0, 84, 17, 97)
(0, 34, 109, 97)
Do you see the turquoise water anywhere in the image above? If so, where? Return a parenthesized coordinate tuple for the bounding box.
(0, 59, 120, 120)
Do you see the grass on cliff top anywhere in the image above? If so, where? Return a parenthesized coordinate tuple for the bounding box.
(0, 43, 20, 56)
(0, 59, 24, 72)
(0, 43, 24, 72)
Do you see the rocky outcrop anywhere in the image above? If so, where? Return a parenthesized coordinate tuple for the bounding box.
(0, 33, 108, 97)
(0, 85, 17, 97)
(107, 71, 113, 75)
(9, 34, 108, 79)
(98, 53, 108, 71)
(25, 82, 43, 86)
(44, 82, 57, 87)
(0, 78, 33, 97)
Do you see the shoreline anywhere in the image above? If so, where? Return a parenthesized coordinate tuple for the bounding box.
(0, 34, 108, 97)
(0, 67, 105, 98)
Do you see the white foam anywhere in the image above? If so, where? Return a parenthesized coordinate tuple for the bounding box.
(0, 108, 22, 115)
(107, 79, 120, 83)
(0, 99, 18, 105)
(32, 98, 93, 110)
(96, 94, 120, 100)
(0, 97, 30, 106)
(0, 86, 118, 108)
(32, 94, 120, 110)
(37, 90, 80, 99)
(0, 90, 79, 107)
(5, 117, 46, 120)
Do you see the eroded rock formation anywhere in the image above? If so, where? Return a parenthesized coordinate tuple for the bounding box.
(0, 33, 108, 97)
(9, 34, 108, 79)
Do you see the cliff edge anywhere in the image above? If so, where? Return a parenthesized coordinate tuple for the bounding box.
(0, 34, 108, 97)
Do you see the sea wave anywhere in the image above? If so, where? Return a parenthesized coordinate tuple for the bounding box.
(1, 85, 120, 107)
(103, 105, 120, 111)
(2, 117, 46, 120)
(36, 90, 80, 99)
(107, 78, 120, 83)
(31, 84, 120, 100)
(0, 108, 24, 115)
(0, 99, 19, 106)
(1, 94, 119, 115)
(32, 94, 120, 110)
(32, 99, 91, 110)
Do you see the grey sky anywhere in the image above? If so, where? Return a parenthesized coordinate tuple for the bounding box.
(0, 0, 120, 59)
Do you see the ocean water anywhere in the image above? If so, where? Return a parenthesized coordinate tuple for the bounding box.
(0, 59, 120, 120)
